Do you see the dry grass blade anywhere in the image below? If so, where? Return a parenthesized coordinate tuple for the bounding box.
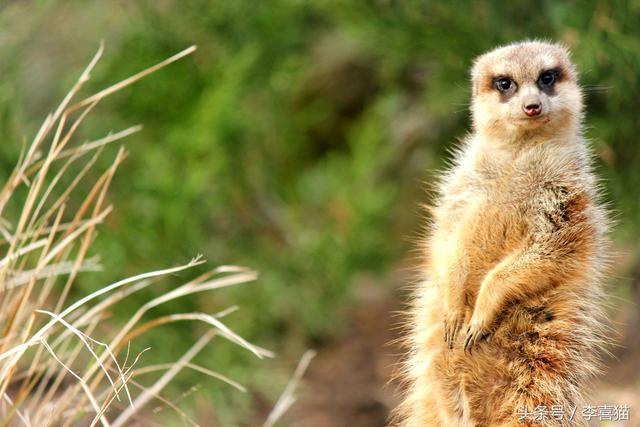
(262, 350, 316, 427)
(4, 257, 102, 290)
(124, 311, 272, 359)
(38, 340, 108, 427)
(133, 362, 246, 393)
(68, 45, 197, 113)
(1, 393, 31, 427)
(34, 310, 132, 406)
(111, 331, 215, 427)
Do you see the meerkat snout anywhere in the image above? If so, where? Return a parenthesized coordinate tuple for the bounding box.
(523, 103, 542, 116)
(522, 94, 542, 117)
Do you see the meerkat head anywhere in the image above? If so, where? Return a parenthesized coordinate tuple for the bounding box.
(470, 41, 582, 141)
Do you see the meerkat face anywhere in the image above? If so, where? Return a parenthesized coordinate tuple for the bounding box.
(470, 41, 583, 139)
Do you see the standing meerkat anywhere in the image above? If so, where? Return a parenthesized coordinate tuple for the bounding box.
(393, 41, 611, 426)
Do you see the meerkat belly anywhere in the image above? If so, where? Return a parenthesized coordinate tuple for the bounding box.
(443, 193, 527, 295)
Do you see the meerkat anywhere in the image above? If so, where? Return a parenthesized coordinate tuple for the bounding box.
(392, 41, 611, 426)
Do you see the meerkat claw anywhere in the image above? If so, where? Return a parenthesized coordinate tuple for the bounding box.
(463, 325, 489, 354)
(463, 327, 473, 354)
(444, 314, 463, 349)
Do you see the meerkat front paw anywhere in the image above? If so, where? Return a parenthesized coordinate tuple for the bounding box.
(443, 308, 465, 349)
(463, 317, 491, 354)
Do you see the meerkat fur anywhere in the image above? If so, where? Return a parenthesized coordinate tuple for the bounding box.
(392, 40, 612, 427)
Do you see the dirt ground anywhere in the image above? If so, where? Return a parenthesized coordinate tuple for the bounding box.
(284, 289, 401, 427)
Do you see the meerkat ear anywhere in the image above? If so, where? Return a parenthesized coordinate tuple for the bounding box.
(470, 77, 478, 98)
(470, 49, 494, 98)
(551, 42, 579, 81)
(470, 58, 485, 98)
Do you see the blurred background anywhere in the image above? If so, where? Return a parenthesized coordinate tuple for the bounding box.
(0, 1, 638, 426)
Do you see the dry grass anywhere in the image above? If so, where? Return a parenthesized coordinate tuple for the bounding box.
(262, 350, 316, 427)
(0, 43, 275, 426)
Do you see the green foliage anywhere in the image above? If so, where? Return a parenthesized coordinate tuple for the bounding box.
(1, 0, 639, 424)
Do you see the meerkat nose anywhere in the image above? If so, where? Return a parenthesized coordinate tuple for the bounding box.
(523, 103, 542, 117)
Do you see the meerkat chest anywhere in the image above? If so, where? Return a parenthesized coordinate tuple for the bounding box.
(440, 180, 524, 242)
(438, 154, 580, 246)
(444, 173, 537, 246)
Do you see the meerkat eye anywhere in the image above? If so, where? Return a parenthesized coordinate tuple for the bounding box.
(494, 77, 513, 93)
(538, 70, 558, 88)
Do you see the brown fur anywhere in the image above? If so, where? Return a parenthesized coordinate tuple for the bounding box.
(392, 41, 611, 426)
